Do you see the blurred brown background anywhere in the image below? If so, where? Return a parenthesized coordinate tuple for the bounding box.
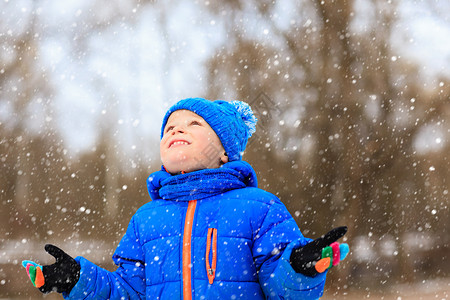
(1, 0, 449, 299)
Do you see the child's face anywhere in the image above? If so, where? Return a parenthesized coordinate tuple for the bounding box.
(160, 110, 228, 174)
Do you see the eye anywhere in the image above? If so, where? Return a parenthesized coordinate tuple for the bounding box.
(165, 125, 174, 133)
(190, 120, 201, 126)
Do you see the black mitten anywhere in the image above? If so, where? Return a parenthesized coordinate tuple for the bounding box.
(290, 226, 349, 277)
(22, 244, 80, 294)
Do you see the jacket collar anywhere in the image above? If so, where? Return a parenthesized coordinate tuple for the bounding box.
(147, 161, 257, 201)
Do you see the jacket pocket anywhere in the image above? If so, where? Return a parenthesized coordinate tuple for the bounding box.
(205, 228, 217, 284)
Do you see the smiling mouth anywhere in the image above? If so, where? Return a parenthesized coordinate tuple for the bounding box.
(169, 140, 190, 148)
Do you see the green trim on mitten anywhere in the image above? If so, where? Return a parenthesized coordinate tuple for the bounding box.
(321, 246, 333, 268)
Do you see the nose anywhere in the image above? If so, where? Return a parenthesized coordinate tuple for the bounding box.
(171, 125, 185, 134)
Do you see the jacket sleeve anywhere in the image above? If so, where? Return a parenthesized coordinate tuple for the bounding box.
(253, 200, 327, 299)
(63, 217, 146, 300)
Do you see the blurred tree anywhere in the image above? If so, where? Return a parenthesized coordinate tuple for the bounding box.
(0, 0, 56, 238)
(0, 0, 157, 240)
(205, 0, 450, 288)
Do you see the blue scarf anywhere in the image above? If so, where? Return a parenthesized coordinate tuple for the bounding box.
(147, 161, 258, 202)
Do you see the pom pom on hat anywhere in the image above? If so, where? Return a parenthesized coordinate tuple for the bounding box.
(161, 97, 258, 161)
(229, 100, 257, 138)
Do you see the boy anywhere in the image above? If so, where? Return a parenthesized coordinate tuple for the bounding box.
(23, 97, 349, 299)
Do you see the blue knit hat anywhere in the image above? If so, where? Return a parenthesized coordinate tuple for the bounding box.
(161, 97, 257, 161)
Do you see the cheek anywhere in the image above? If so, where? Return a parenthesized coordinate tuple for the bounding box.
(197, 133, 213, 149)
(203, 130, 219, 143)
(160, 134, 171, 149)
(208, 134, 223, 151)
(159, 139, 169, 160)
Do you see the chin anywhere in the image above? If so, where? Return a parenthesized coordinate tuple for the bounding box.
(162, 153, 207, 173)
(163, 160, 192, 174)
(167, 163, 206, 174)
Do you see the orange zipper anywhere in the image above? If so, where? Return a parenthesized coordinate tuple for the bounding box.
(183, 200, 197, 300)
(205, 228, 217, 284)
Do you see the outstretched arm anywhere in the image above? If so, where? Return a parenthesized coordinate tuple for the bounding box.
(22, 218, 146, 299)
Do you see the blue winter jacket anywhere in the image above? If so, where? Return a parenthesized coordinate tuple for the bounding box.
(64, 161, 327, 299)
